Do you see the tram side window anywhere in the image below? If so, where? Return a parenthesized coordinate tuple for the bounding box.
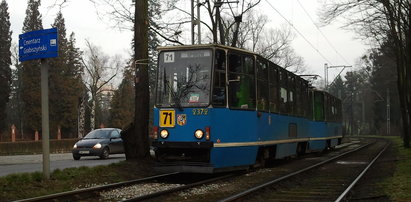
(329, 96, 340, 122)
(279, 70, 288, 114)
(257, 57, 269, 111)
(332, 97, 336, 121)
(325, 94, 332, 121)
(314, 91, 325, 121)
(295, 79, 301, 116)
(325, 94, 336, 121)
(288, 75, 296, 115)
(269, 63, 279, 113)
(308, 90, 314, 120)
(302, 82, 309, 117)
(228, 52, 256, 110)
(212, 49, 226, 107)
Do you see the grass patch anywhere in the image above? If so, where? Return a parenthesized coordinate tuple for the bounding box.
(382, 136, 411, 201)
(0, 160, 156, 201)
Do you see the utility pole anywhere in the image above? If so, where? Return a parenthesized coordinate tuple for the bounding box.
(197, 0, 201, 44)
(191, 0, 202, 44)
(324, 64, 352, 90)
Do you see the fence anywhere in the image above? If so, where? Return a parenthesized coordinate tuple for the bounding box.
(0, 139, 78, 155)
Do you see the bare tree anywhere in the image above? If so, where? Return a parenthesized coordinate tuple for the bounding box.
(81, 40, 121, 130)
(320, 0, 411, 147)
(231, 11, 306, 73)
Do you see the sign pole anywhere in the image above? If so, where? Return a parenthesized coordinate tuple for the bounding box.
(19, 27, 58, 180)
(41, 58, 50, 179)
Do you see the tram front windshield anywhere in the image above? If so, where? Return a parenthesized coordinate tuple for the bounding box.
(156, 49, 212, 108)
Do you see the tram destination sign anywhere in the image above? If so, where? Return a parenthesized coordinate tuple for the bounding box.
(19, 28, 58, 62)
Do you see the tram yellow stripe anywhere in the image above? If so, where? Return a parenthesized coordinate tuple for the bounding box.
(213, 136, 343, 148)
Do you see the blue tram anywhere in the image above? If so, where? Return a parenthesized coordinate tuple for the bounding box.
(151, 44, 343, 173)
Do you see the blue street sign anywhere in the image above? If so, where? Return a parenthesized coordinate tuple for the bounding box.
(19, 28, 58, 62)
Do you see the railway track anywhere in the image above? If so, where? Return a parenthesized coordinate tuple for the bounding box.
(17, 171, 240, 201)
(16, 172, 180, 202)
(16, 138, 385, 202)
(121, 173, 239, 201)
(219, 139, 389, 201)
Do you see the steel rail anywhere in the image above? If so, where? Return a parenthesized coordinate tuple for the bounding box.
(335, 142, 390, 202)
(122, 172, 241, 201)
(218, 141, 374, 202)
(16, 172, 180, 202)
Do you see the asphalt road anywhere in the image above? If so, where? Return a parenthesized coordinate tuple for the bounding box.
(0, 153, 126, 177)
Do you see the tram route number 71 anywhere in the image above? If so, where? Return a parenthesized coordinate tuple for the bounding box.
(159, 110, 175, 127)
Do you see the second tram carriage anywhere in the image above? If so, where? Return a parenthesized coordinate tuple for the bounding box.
(151, 44, 342, 173)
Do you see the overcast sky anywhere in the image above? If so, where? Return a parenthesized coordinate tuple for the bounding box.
(8, 0, 369, 84)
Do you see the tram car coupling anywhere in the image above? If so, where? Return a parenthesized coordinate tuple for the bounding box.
(151, 44, 343, 173)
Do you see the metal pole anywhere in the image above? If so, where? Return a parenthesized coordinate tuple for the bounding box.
(191, 0, 195, 45)
(387, 88, 390, 135)
(324, 63, 328, 90)
(41, 59, 50, 179)
(197, 0, 201, 44)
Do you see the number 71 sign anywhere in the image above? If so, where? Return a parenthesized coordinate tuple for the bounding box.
(159, 110, 175, 127)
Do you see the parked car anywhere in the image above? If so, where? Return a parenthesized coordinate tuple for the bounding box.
(72, 128, 124, 160)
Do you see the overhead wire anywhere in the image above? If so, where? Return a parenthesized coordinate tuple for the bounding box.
(296, 0, 350, 65)
(263, 0, 333, 65)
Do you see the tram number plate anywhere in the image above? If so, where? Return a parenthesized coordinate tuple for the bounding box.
(159, 110, 175, 127)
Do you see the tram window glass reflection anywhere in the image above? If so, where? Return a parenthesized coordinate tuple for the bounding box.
(269, 63, 279, 113)
(295, 79, 302, 116)
(212, 49, 226, 107)
(228, 52, 256, 110)
(288, 75, 295, 115)
(156, 49, 212, 107)
(257, 57, 269, 111)
(279, 69, 288, 113)
(314, 91, 325, 121)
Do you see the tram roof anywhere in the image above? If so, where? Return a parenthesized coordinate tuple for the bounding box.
(157, 44, 256, 55)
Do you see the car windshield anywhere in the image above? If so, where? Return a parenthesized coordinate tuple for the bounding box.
(156, 49, 212, 108)
(84, 130, 110, 139)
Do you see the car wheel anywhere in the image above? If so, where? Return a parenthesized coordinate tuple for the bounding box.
(73, 154, 81, 160)
(100, 147, 110, 159)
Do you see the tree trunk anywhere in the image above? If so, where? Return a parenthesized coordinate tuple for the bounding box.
(91, 97, 96, 131)
(383, 0, 410, 147)
(123, 0, 150, 160)
(216, 0, 225, 45)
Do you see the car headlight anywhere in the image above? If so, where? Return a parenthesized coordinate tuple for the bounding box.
(160, 129, 169, 139)
(93, 143, 102, 149)
(194, 129, 204, 139)
(73, 144, 77, 149)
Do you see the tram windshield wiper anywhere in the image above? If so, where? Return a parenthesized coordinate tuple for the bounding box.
(165, 79, 184, 111)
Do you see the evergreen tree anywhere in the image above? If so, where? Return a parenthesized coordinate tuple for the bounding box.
(328, 75, 345, 100)
(369, 45, 400, 135)
(49, 12, 84, 138)
(0, 0, 12, 132)
(109, 65, 135, 128)
(67, 32, 87, 137)
(21, 0, 43, 136)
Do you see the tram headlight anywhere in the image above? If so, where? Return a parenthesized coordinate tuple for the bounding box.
(73, 144, 77, 149)
(160, 129, 169, 139)
(194, 129, 204, 139)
